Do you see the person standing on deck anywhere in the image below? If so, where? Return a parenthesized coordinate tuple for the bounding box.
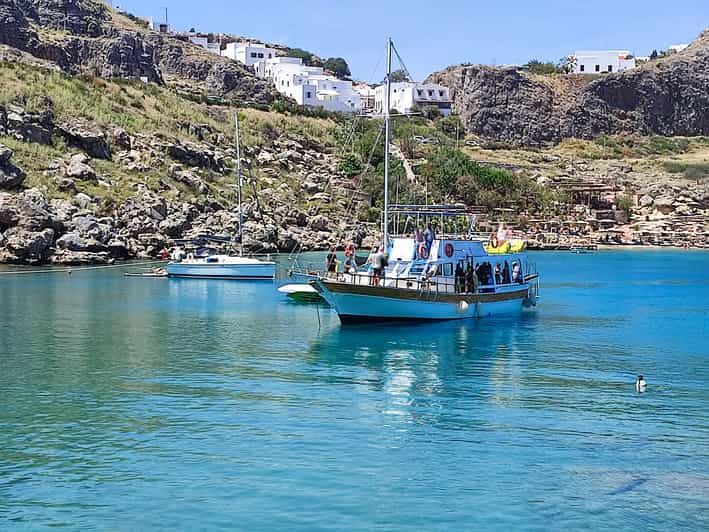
(424, 224, 435, 252)
(465, 260, 475, 293)
(326, 246, 338, 275)
(372, 246, 385, 286)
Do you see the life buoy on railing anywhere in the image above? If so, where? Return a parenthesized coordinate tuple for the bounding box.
(418, 243, 429, 259)
(444, 242, 454, 258)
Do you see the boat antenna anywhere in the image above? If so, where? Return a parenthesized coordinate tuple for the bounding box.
(383, 36, 393, 248)
(234, 111, 244, 256)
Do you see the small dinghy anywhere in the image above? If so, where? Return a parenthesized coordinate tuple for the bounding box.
(278, 283, 323, 303)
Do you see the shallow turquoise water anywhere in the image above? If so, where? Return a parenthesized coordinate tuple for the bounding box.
(1, 250, 708, 531)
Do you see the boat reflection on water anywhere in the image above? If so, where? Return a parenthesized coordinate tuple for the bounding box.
(306, 313, 540, 428)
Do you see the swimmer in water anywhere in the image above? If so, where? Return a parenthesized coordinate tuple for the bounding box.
(636, 375, 647, 393)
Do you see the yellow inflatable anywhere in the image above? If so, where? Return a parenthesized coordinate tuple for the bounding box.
(485, 241, 511, 254)
(485, 240, 526, 254)
(509, 239, 527, 253)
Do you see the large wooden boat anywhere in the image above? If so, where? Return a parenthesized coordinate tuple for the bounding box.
(311, 206, 539, 323)
(310, 38, 540, 323)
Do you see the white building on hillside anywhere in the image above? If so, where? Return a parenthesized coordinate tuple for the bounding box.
(222, 42, 277, 67)
(257, 56, 362, 113)
(354, 83, 376, 112)
(373, 82, 452, 116)
(571, 50, 636, 74)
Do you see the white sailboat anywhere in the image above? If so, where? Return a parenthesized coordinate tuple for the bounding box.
(310, 38, 540, 322)
(167, 113, 276, 280)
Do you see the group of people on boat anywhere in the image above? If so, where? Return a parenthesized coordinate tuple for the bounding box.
(447, 258, 524, 294)
(413, 224, 436, 260)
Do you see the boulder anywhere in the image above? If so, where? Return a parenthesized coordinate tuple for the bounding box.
(58, 122, 111, 160)
(0, 227, 54, 263)
(0, 144, 26, 189)
(55, 232, 104, 252)
(66, 154, 97, 180)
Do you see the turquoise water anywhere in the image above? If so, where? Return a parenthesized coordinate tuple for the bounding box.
(1, 250, 708, 531)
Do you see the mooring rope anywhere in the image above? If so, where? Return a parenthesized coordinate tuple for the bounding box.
(0, 260, 168, 276)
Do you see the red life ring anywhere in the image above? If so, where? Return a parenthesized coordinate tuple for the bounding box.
(444, 242, 454, 257)
(418, 243, 429, 259)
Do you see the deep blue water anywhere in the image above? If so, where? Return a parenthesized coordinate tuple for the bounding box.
(1, 250, 708, 531)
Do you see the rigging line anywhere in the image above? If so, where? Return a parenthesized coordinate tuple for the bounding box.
(368, 41, 387, 85)
(391, 42, 413, 81)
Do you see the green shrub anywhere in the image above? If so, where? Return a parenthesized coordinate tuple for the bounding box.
(339, 153, 363, 177)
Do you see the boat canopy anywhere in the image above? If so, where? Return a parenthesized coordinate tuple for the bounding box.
(387, 204, 482, 239)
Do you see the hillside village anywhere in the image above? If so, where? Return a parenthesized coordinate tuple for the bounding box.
(0, 0, 707, 265)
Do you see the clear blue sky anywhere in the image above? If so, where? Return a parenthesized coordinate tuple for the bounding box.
(114, 0, 707, 81)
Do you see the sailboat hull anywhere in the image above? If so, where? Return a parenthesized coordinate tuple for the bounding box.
(313, 280, 530, 323)
(167, 259, 276, 279)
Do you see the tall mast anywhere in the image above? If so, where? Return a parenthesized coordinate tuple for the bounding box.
(234, 112, 244, 256)
(383, 37, 393, 248)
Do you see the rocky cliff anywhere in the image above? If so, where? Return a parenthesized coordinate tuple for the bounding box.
(0, 0, 278, 102)
(428, 30, 709, 146)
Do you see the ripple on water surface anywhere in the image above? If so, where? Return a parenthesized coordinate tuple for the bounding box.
(0, 251, 708, 530)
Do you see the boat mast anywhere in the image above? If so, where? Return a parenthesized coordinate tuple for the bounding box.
(234, 111, 244, 256)
(383, 37, 393, 248)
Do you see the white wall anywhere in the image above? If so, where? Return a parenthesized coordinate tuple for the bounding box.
(374, 82, 451, 116)
(223, 43, 277, 66)
(572, 50, 636, 74)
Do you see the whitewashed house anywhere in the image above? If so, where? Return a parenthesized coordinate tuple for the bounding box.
(222, 42, 277, 67)
(571, 50, 636, 74)
(257, 56, 362, 113)
(374, 82, 452, 116)
(354, 83, 376, 112)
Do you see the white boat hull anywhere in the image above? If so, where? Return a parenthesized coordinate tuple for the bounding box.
(313, 280, 532, 323)
(167, 260, 275, 279)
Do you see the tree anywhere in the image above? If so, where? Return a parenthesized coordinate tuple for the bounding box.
(650, 49, 659, 60)
(339, 153, 363, 177)
(286, 48, 317, 66)
(389, 69, 409, 82)
(422, 105, 442, 120)
(525, 59, 560, 75)
(323, 57, 351, 79)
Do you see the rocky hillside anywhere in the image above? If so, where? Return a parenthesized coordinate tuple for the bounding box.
(428, 30, 709, 147)
(0, 59, 371, 265)
(0, 0, 278, 103)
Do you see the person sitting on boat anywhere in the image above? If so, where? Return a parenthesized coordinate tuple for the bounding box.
(495, 263, 503, 285)
(490, 233, 499, 249)
(326, 246, 338, 275)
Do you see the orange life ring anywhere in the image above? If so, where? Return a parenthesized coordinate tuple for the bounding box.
(418, 243, 429, 259)
(444, 242, 454, 257)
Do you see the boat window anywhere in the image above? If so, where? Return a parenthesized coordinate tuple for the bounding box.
(443, 263, 453, 276)
(206, 257, 218, 263)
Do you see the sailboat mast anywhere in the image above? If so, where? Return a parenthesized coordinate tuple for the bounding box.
(383, 37, 393, 248)
(234, 112, 244, 256)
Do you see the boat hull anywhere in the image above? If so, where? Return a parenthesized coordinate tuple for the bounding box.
(166, 262, 276, 279)
(313, 280, 531, 323)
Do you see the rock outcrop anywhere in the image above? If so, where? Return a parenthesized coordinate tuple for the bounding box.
(0, 144, 26, 189)
(0, 0, 278, 103)
(428, 30, 709, 146)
